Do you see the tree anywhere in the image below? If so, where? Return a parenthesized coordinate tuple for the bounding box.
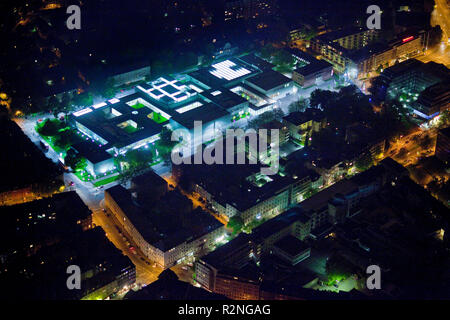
(101, 78, 117, 99)
(326, 254, 354, 285)
(247, 110, 279, 129)
(60, 93, 73, 113)
(37, 119, 60, 136)
(288, 98, 308, 113)
(53, 130, 77, 150)
(272, 50, 295, 73)
(309, 89, 335, 108)
(72, 92, 93, 107)
(355, 152, 374, 171)
(227, 216, 244, 234)
(126, 149, 154, 169)
(47, 96, 61, 113)
(437, 110, 450, 128)
(64, 150, 87, 171)
(155, 127, 177, 162)
(259, 43, 276, 60)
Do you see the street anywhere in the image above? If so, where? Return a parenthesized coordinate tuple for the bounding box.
(93, 203, 194, 286)
(417, 42, 450, 67)
(417, 0, 450, 68)
(384, 127, 437, 167)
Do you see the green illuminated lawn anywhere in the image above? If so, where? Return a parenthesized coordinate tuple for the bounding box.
(131, 102, 146, 109)
(93, 175, 120, 187)
(74, 169, 94, 182)
(122, 125, 139, 134)
(149, 112, 168, 124)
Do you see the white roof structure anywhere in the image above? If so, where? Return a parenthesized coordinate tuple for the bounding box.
(209, 60, 251, 81)
(138, 77, 192, 103)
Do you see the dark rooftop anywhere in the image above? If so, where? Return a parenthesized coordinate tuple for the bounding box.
(273, 235, 310, 257)
(238, 54, 274, 71)
(245, 70, 292, 92)
(439, 126, 450, 138)
(72, 140, 112, 164)
(105, 185, 222, 251)
(295, 59, 332, 76)
(171, 102, 229, 129)
(131, 169, 168, 189)
(201, 88, 247, 110)
(252, 207, 306, 241)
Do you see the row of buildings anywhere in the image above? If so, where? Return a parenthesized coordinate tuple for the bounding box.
(306, 26, 427, 79)
(194, 158, 420, 299)
(104, 170, 226, 269)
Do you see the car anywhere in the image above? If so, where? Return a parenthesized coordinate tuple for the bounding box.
(68, 181, 75, 186)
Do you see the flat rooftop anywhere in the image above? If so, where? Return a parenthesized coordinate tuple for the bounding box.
(238, 54, 274, 71)
(251, 207, 307, 241)
(245, 70, 292, 92)
(131, 169, 168, 189)
(171, 102, 229, 129)
(105, 185, 222, 251)
(202, 88, 248, 110)
(201, 233, 253, 267)
(274, 235, 310, 256)
(188, 58, 259, 89)
(295, 59, 332, 76)
(70, 93, 164, 149)
(72, 140, 112, 164)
